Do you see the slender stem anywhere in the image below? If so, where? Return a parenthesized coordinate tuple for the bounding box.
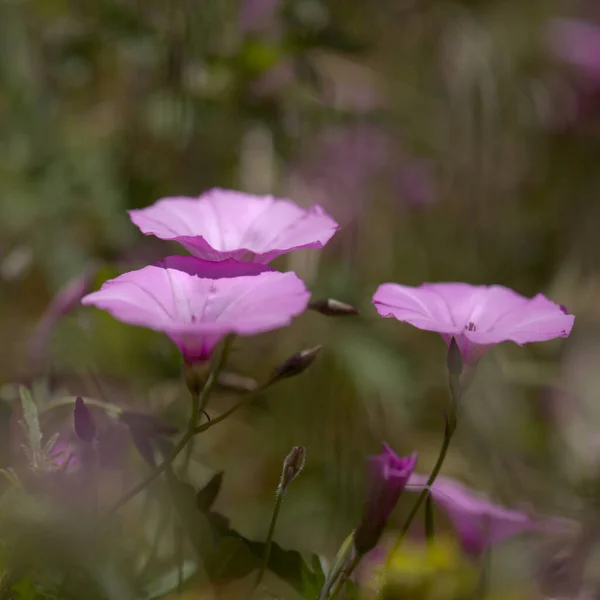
(252, 489, 285, 594)
(385, 418, 454, 567)
(182, 391, 201, 472)
(107, 340, 233, 515)
(182, 336, 235, 472)
(194, 383, 269, 434)
(329, 554, 361, 600)
(425, 492, 435, 544)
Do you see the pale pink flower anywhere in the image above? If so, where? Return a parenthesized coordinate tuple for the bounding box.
(81, 256, 310, 362)
(128, 189, 339, 264)
(372, 282, 574, 363)
(408, 474, 543, 557)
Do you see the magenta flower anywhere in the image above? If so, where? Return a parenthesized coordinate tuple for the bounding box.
(355, 444, 417, 554)
(407, 474, 541, 557)
(127, 189, 339, 264)
(81, 256, 310, 362)
(372, 283, 574, 363)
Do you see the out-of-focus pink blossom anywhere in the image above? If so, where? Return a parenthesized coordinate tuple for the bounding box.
(372, 282, 574, 363)
(408, 474, 545, 557)
(547, 19, 600, 82)
(128, 189, 338, 264)
(355, 444, 417, 554)
(81, 256, 310, 363)
(28, 264, 99, 364)
(238, 0, 280, 35)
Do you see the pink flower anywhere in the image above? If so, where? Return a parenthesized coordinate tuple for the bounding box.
(81, 256, 310, 362)
(547, 19, 600, 82)
(407, 474, 542, 557)
(127, 189, 339, 264)
(372, 283, 574, 363)
(355, 444, 417, 554)
(28, 263, 99, 363)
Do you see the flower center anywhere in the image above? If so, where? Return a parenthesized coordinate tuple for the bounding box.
(465, 321, 477, 332)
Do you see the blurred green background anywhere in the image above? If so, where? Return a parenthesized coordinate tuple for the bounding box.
(2, 0, 600, 597)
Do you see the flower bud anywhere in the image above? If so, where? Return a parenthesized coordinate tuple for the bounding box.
(271, 345, 322, 382)
(447, 337, 463, 376)
(279, 446, 306, 494)
(354, 444, 417, 555)
(73, 397, 96, 443)
(309, 298, 359, 317)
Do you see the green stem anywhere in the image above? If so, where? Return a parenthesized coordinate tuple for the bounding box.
(182, 336, 235, 472)
(194, 383, 268, 434)
(252, 489, 285, 595)
(425, 492, 435, 544)
(107, 340, 233, 515)
(385, 417, 454, 566)
(329, 554, 361, 600)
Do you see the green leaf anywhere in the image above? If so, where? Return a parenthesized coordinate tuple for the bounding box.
(345, 579, 360, 600)
(143, 561, 197, 599)
(19, 387, 42, 456)
(196, 472, 223, 512)
(241, 537, 318, 596)
(164, 469, 216, 565)
(206, 536, 260, 583)
(318, 531, 354, 600)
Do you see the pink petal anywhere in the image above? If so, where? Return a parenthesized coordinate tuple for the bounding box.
(407, 474, 540, 556)
(82, 256, 310, 361)
(128, 189, 339, 263)
(372, 283, 459, 334)
(372, 282, 574, 357)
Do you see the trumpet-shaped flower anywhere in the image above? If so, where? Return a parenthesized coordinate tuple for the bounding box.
(128, 189, 339, 263)
(355, 444, 417, 554)
(408, 474, 545, 557)
(81, 256, 310, 362)
(372, 282, 574, 363)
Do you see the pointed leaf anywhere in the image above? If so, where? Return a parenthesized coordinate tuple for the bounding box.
(196, 472, 224, 512)
(207, 536, 260, 583)
(241, 536, 317, 595)
(164, 469, 217, 565)
(19, 387, 41, 455)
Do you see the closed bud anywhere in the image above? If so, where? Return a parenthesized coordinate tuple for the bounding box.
(447, 337, 463, 377)
(309, 298, 359, 317)
(355, 445, 417, 555)
(73, 397, 96, 443)
(279, 446, 306, 494)
(271, 345, 322, 382)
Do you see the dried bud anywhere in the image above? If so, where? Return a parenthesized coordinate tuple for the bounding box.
(73, 397, 96, 443)
(279, 446, 306, 493)
(271, 345, 322, 382)
(309, 298, 359, 317)
(447, 337, 463, 377)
